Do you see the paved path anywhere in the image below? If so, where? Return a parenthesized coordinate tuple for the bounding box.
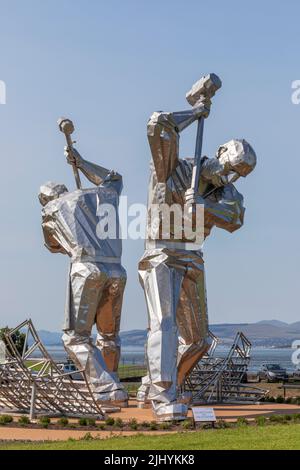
(112, 401, 300, 422)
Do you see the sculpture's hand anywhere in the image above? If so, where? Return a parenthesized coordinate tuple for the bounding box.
(185, 188, 197, 206)
(64, 146, 82, 168)
(193, 97, 211, 119)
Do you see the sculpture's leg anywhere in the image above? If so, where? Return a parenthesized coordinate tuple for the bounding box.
(176, 254, 210, 387)
(138, 250, 188, 421)
(62, 262, 127, 404)
(136, 373, 151, 408)
(95, 265, 127, 374)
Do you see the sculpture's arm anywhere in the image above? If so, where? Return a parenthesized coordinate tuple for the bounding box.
(148, 102, 209, 182)
(203, 184, 245, 234)
(64, 147, 122, 186)
(41, 215, 67, 254)
(172, 101, 210, 132)
(42, 227, 66, 254)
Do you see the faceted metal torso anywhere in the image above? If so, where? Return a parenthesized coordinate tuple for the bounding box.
(138, 108, 250, 421)
(42, 182, 122, 262)
(40, 162, 128, 406)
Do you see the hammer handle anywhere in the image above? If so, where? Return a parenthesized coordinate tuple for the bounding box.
(65, 134, 82, 190)
(190, 117, 204, 197)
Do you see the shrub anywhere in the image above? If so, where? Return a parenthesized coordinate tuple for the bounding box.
(78, 417, 87, 426)
(129, 418, 138, 430)
(97, 423, 106, 430)
(267, 396, 275, 402)
(255, 415, 267, 426)
(285, 397, 292, 404)
(105, 417, 115, 426)
(159, 422, 171, 430)
(276, 396, 284, 404)
(18, 416, 30, 426)
(269, 414, 285, 423)
(149, 421, 158, 430)
(141, 421, 150, 428)
(171, 420, 180, 427)
(57, 417, 69, 427)
(292, 413, 300, 421)
(236, 417, 249, 427)
(0, 415, 13, 425)
(217, 419, 230, 429)
(202, 422, 214, 429)
(80, 432, 94, 441)
(113, 418, 124, 429)
(181, 419, 194, 430)
(38, 416, 51, 428)
(283, 414, 292, 421)
(87, 418, 96, 427)
(296, 397, 300, 406)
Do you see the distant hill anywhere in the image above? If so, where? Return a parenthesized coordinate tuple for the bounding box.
(209, 322, 300, 347)
(38, 330, 62, 346)
(37, 320, 300, 349)
(120, 330, 147, 346)
(255, 320, 289, 328)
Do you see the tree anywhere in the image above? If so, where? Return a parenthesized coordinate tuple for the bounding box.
(0, 327, 27, 356)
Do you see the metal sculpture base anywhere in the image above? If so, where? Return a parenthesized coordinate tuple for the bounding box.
(0, 320, 106, 419)
(184, 332, 267, 404)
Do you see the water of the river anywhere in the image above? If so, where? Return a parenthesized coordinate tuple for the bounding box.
(35, 345, 299, 372)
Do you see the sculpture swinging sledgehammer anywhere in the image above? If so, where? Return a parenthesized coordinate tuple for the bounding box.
(138, 74, 257, 421)
(39, 118, 128, 406)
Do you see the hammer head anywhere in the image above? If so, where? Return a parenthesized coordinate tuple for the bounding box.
(186, 73, 222, 106)
(57, 117, 74, 135)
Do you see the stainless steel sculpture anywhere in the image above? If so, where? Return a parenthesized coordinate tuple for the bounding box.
(138, 74, 257, 421)
(38, 118, 128, 406)
(0, 320, 105, 418)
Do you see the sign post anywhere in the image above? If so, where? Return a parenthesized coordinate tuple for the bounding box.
(191, 407, 217, 428)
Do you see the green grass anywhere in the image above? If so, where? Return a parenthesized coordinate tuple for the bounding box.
(24, 361, 147, 379)
(25, 360, 44, 372)
(1, 424, 300, 450)
(117, 364, 147, 379)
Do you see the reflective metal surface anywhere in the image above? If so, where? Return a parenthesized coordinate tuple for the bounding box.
(0, 320, 105, 418)
(185, 332, 267, 404)
(139, 74, 256, 420)
(39, 134, 128, 405)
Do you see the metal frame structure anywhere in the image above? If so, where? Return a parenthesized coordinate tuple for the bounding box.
(184, 332, 267, 404)
(0, 320, 105, 418)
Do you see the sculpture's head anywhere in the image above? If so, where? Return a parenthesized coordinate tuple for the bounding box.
(216, 139, 257, 183)
(38, 182, 68, 206)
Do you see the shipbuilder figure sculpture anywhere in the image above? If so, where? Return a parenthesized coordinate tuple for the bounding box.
(38, 118, 128, 406)
(138, 74, 257, 421)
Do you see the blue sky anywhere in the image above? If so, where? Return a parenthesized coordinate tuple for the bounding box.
(0, 0, 299, 331)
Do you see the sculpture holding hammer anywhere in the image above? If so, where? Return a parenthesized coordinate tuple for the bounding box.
(38, 118, 128, 406)
(138, 73, 257, 421)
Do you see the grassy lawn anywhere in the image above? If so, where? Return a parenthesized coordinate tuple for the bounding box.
(118, 364, 147, 379)
(24, 361, 147, 379)
(1, 424, 300, 450)
(24, 360, 44, 372)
